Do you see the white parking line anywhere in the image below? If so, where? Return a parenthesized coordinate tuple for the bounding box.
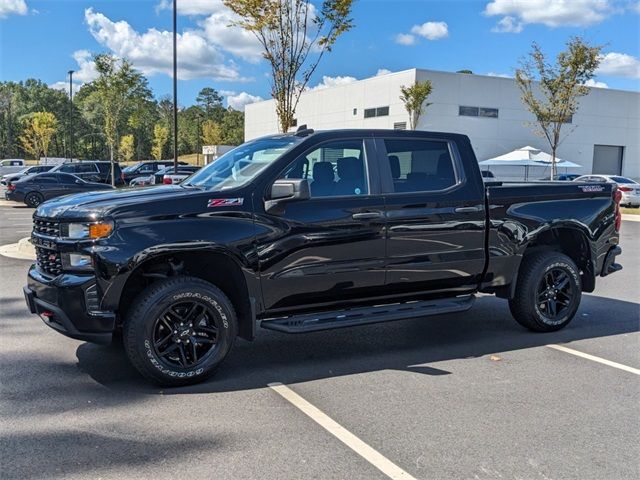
(547, 344, 640, 375)
(269, 382, 417, 480)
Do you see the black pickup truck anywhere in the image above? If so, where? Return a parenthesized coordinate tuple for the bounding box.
(23, 128, 623, 386)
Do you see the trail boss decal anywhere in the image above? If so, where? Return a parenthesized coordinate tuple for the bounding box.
(578, 185, 605, 193)
(207, 198, 244, 208)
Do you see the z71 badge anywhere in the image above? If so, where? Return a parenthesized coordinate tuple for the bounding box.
(578, 185, 605, 193)
(207, 198, 244, 208)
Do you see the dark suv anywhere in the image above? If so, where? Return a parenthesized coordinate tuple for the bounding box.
(51, 161, 123, 185)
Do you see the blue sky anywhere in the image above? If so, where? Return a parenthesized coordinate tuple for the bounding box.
(1, 0, 639, 110)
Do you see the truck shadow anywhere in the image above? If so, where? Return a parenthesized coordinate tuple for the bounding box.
(75, 293, 640, 394)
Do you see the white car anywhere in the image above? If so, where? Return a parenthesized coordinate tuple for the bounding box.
(574, 174, 640, 207)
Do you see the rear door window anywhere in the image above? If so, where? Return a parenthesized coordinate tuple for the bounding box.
(383, 139, 459, 193)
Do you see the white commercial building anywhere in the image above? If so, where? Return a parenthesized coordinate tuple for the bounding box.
(245, 69, 640, 180)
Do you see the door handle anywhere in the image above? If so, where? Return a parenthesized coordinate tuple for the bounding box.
(352, 212, 383, 220)
(454, 206, 482, 213)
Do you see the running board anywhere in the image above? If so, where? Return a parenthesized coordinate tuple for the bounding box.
(260, 295, 475, 334)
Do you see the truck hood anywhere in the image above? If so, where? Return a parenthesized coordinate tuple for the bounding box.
(35, 185, 194, 219)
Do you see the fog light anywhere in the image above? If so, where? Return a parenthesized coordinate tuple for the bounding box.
(62, 253, 93, 271)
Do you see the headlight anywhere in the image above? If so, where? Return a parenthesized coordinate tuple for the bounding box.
(66, 221, 113, 239)
(62, 253, 93, 271)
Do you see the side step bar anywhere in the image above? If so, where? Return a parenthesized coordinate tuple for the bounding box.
(261, 295, 475, 334)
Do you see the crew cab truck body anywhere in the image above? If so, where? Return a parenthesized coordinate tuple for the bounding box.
(24, 129, 623, 386)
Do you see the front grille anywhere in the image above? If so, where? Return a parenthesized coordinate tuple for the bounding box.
(35, 247, 62, 276)
(33, 218, 61, 237)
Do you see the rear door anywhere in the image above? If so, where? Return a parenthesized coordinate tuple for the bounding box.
(376, 135, 486, 296)
(256, 135, 387, 313)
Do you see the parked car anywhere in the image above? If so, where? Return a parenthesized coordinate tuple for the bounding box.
(1, 165, 54, 185)
(24, 128, 623, 386)
(5, 172, 113, 207)
(151, 165, 201, 185)
(574, 174, 640, 207)
(122, 160, 188, 184)
(129, 175, 153, 187)
(50, 161, 124, 185)
(540, 173, 582, 181)
(0, 159, 26, 176)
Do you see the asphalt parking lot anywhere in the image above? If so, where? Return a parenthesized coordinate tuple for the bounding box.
(0, 197, 638, 480)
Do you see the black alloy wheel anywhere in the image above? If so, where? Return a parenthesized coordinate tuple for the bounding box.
(152, 300, 221, 369)
(509, 251, 582, 332)
(535, 267, 575, 325)
(124, 276, 237, 386)
(25, 192, 43, 207)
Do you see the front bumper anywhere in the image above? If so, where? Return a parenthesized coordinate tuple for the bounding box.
(24, 265, 115, 344)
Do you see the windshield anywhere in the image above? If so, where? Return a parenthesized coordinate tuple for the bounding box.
(123, 163, 141, 173)
(183, 136, 302, 190)
(610, 176, 637, 184)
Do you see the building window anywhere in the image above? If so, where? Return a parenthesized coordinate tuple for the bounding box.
(353, 108, 357, 116)
(393, 122, 407, 130)
(459, 105, 499, 118)
(479, 107, 498, 118)
(364, 106, 389, 119)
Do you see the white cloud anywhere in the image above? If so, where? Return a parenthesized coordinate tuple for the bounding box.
(597, 52, 640, 78)
(484, 0, 613, 30)
(49, 81, 82, 96)
(308, 75, 358, 91)
(0, 0, 27, 18)
(199, 10, 263, 62)
(584, 79, 609, 88)
(490, 16, 523, 33)
(71, 49, 98, 83)
(395, 33, 416, 45)
(376, 69, 392, 76)
(221, 90, 264, 111)
(85, 8, 240, 81)
(410, 21, 449, 40)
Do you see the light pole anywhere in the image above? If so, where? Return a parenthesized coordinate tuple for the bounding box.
(68, 70, 74, 161)
(172, 0, 178, 173)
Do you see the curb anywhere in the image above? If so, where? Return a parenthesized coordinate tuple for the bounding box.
(622, 214, 640, 223)
(0, 237, 35, 260)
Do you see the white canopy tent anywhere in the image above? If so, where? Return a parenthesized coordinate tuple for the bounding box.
(479, 146, 581, 181)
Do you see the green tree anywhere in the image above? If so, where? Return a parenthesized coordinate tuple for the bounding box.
(515, 37, 602, 179)
(221, 109, 245, 145)
(93, 54, 148, 184)
(196, 87, 224, 122)
(152, 123, 169, 160)
(120, 134, 135, 162)
(201, 120, 222, 146)
(400, 80, 433, 130)
(19, 112, 58, 162)
(224, 0, 355, 133)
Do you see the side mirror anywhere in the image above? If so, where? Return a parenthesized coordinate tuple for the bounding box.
(265, 178, 310, 214)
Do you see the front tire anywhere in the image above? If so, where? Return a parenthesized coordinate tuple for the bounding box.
(123, 276, 237, 386)
(25, 192, 43, 208)
(509, 252, 582, 332)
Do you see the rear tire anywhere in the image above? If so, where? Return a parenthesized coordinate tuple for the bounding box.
(508, 252, 581, 332)
(25, 192, 43, 208)
(123, 276, 237, 386)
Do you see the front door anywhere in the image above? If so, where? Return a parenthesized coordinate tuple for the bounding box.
(255, 137, 387, 313)
(377, 136, 487, 297)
